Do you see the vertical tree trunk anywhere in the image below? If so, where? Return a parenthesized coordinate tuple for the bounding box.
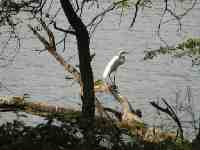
(60, 0, 95, 128)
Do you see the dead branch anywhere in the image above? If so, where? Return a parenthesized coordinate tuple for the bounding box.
(27, 19, 82, 86)
(150, 98, 184, 141)
(0, 95, 76, 116)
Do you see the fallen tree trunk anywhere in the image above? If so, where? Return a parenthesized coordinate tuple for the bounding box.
(0, 94, 177, 143)
(0, 95, 77, 116)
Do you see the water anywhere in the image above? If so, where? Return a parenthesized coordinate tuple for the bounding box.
(0, 0, 200, 135)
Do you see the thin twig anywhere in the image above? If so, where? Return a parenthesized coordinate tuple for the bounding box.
(130, 0, 142, 28)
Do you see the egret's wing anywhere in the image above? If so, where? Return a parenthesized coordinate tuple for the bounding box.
(102, 55, 119, 79)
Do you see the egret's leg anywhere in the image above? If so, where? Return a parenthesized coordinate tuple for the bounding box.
(108, 74, 113, 84)
(113, 70, 117, 85)
(111, 72, 118, 89)
(113, 74, 116, 85)
(108, 71, 116, 86)
(108, 73, 114, 85)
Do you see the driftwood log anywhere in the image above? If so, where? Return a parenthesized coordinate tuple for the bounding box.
(0, 95, 77, 116)
(0, 19, 178, 143)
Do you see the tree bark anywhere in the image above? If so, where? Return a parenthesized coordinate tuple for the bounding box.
(60, 0, 95, 147)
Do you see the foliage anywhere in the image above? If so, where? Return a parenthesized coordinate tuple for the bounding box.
(94, 80, 104, 86)
(144, 38, 200, 65)
(114, 0, 152, 18)
(177, 38, 200, 56)
(0, 117, 197, 150)
(115, 0, 152, 8)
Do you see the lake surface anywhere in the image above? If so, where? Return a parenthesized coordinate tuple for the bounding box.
(0, 0, 200, 135)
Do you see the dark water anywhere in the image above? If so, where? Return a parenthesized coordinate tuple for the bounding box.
(0, 0, 200, 137)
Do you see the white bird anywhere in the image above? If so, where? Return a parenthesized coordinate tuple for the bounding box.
(103, 50, 128, 84)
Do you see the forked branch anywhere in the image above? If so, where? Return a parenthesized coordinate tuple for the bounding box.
(150, 98, 183, 141)
(27, 19, 82, 85)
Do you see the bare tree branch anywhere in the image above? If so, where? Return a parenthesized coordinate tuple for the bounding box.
(130, 0, 142, 27)
(53, 21, 76, 35)
(150, 98, 184, 141)
(157, 0, 197, 46)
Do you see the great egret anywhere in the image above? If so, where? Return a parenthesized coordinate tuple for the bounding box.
(102, 50, 128, 84)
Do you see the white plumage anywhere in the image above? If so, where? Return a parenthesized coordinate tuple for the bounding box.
(103, 55, 119, 79)
(102, 50, 128, 82)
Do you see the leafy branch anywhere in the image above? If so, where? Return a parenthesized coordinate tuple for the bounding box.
(144, 38, 200, 66)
